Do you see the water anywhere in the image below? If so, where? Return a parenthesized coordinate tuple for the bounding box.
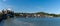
(0, 17, 60, 26)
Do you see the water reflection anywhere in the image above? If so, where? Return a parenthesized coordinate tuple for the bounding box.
(0, 17, 60, 26)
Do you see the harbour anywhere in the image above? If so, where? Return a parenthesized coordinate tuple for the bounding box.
(0, 0, 60, 26)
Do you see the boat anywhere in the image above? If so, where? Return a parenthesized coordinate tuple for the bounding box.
(1, 9, 14, 20)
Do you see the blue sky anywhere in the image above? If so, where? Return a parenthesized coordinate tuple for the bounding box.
(0, 0, 60, 14)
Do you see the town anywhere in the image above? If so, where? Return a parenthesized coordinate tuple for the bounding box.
(15, 12, 60, 17)
(0, 9, 60, 18)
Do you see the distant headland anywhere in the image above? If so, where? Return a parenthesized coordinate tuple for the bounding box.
(14, 12, 60, 17)
(0, 9, 60, 18)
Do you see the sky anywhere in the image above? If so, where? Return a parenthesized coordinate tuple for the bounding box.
(0, 0, 60, 14)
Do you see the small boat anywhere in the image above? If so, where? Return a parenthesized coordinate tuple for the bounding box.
(0, 9, 14, 22)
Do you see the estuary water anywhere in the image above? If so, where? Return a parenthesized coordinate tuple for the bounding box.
(0, 17, 60, 26)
